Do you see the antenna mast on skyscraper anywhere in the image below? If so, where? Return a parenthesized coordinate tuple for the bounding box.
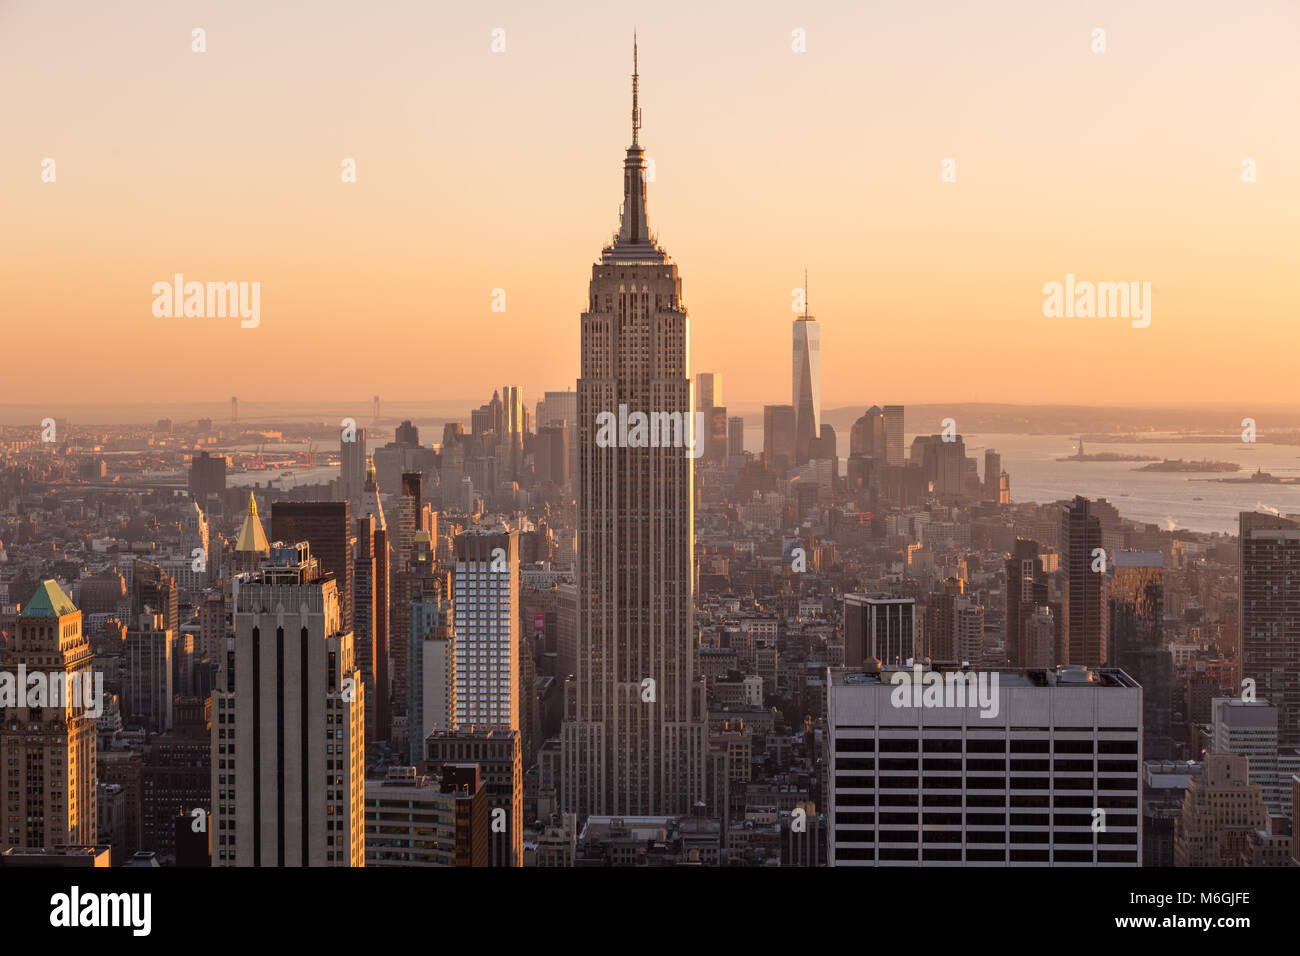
(631, 30, 641, 146)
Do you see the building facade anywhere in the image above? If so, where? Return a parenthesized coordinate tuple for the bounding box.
(1239, 512, 1300, 751)
(1, 581, 97, 850)
(826, 663, 1142, 866)
(453, 526, 518, 731)
(560, 45, 708, 820)
(211, 543, 364, 866)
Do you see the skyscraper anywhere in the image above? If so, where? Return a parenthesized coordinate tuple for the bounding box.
(452, 528, 522, 728)
(409, 583, 455, 766)
(398, 525, 440, 751)
(883, 405, 905, 467)
(1239, 511, 1300, 751)
(1004, 539, 1048, 666)
(762, 404, 796, 473)
(536, 392, 579, 482)
(354, 512, 381, 743)
(270, 500, 353, 635)
(536, 390, 577, 428)
(453, 526, 518, 730)
(1062, 496, 1107, 668)
(389, 476, 430, 737)
(405, 528, 451, 764)
(792, 280, 820, 464)
(1, 581, 97, 850)
(188, 450, 227, 503)
(983, 449, 1001, 499)
(850, 406, 885, 460)
(339, 426, 367, 505)
(842, 593, 916, 667)
(355, 457, 390, 743)
(1113, 550, 1163, 623)
(395, 420, 420, 447)
(501, 385, 525, 477)
(140, 698, 210, 861)
(131, 559, 178, 636)
(727, 416, 744, 458)
(936, 436, 966, 497)
(695, 372, 721, 411)
(424, 729, 522, 867)
(705, 405, 728, 466)
(124, 611, 175, 734)
(1109, 550, 1171, 759)
(927, 578, 976, 664)
(954, 597, 985, 665)
(212, 543, 364, 867)
(536, 423, 571, 485)
(394, 472, 423, 572)
(560, 42, 707, 819)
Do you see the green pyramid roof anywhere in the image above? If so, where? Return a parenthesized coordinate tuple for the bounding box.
(20, 579, 78, 618)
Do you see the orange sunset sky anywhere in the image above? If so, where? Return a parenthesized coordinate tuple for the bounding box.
(1, 0, 1297, 409)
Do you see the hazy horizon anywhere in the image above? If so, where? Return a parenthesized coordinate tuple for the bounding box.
(8, 398, 1300, 429)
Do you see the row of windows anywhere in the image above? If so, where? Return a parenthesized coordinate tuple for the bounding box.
(836, 757, 1138, 773)
(836, 828, 1133, 845)
(835, 812, 1138, 828)
(835, 792, 1139, 810)
(836, 737, 1138, 754)
(836, 775, 1138, 791)
(835, 847, 1136, 863)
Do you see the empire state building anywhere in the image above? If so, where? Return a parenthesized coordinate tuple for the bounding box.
(560, 42, 708, 818)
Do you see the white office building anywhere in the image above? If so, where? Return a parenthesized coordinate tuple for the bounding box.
(212, 542, 364, 867)
(827, 662, 1142, 866)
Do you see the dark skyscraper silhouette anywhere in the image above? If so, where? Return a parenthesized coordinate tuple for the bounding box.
(1062, 496, 1106, 668)
(271, 500, 354, 634)
(1240, 511, 1300, 750)
(1005, 539, 1048, 666)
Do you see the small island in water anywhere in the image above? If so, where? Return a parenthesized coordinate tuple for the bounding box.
(1058, 438, 1159, 463)
(1135, 458, 1240, 473)
(1203, 468, 1298, 485)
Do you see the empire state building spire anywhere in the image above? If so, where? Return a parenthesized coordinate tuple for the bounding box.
(611, 33, 658, 259)
(631, 31, 641, 146)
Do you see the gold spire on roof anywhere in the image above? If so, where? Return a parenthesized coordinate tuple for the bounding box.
(235, 490, 270, 553)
